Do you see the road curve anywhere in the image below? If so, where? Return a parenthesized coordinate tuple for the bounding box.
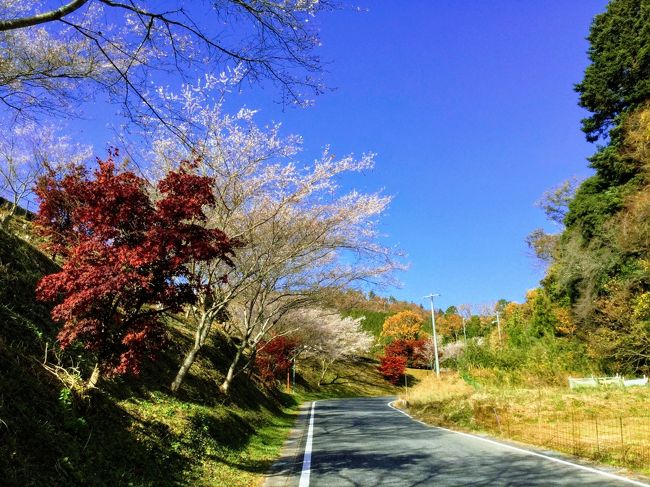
(265, 396, 649, 487)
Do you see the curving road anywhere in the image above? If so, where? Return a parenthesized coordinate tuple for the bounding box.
(265, 396, 649, 487)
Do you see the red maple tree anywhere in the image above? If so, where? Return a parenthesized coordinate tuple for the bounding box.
(377, 355, 407, 384)
(254, 336, 299, 387)
(384, 338, 428, 368)
(35, 151, 237, 377)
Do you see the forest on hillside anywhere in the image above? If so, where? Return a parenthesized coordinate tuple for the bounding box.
(526, 0, 650, 376)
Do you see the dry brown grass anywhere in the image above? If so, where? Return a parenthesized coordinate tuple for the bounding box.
(404, 370, 473, 404)
(401, 372, 650, 474)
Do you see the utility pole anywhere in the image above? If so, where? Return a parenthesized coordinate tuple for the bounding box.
(462, 316, 467, 343)
(424, 293, 440, 378)
(493, 310, 502, 345)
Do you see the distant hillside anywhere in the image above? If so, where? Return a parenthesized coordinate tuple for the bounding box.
(327, 288, 427, 316)
(328, 289, 431, 345)
(344, 308, 393, 338)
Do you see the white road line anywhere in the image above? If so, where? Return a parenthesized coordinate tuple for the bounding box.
(298, 401, 316, 487)
(387, 401, 649, 487)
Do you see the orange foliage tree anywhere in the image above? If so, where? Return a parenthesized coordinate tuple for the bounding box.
(438, 313, 463, 340)
(381, 310, 424, 340)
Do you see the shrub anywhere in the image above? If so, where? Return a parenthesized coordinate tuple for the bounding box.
(254, 337, 298, 387)
(384, 338, 428, 368)
(378, 355, 406, 384)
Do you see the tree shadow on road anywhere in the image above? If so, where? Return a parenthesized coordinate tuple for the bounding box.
(300, 447, 631, 486)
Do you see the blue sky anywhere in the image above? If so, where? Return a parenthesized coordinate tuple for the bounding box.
(72, 1, 609, 310)
(226, 0, 609, 310)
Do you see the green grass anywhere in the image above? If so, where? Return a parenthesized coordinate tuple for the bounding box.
(108, 389, 300, 486)
(0, 220, 396, 486)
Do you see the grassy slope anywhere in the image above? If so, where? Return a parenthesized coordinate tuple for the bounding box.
(0, 222, 395, 486)
(402, 372, 650, 475)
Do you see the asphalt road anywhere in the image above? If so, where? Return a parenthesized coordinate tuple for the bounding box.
(266, 396, 649, 487)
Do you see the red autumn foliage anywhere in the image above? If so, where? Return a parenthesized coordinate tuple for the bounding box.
(255, 336, 299, 387)
(35, 151, 238, 376)
(384, 338, 428, 368)
(377, 355, 407, 384)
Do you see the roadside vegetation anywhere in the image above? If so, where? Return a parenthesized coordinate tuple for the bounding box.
(404, 373, 650, 475)
(0, 213, 396, 486)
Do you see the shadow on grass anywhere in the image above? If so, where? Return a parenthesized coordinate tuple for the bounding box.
(1, 327, 297, 486)
(0, 345, 190, 486)
(0, 228, 297, 486)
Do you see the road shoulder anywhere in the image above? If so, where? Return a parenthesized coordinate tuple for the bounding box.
(263, 401, 312, 487)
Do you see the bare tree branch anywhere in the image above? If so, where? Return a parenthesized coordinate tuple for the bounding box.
(0, 0, 90, 31)
(0, 0, 336, 129)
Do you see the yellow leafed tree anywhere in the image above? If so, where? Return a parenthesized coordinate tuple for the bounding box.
(381, 310, 424, 340)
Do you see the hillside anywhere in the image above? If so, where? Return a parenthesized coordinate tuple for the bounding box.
(327, 289, 430, 340)
(529, 0, 650, 376)
(0, 221, 395, 486)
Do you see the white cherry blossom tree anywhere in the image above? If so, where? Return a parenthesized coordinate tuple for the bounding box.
(151, 84, 401, 394)
(282, 308, 374, 386)
(0, 122, 90, 227)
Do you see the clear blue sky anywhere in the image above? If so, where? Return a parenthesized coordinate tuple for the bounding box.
(228, 0, 609, 310)
(74, 1, 609, 311)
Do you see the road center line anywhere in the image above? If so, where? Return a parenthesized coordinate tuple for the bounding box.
(298, 401, 316, 487)
(387, 401, 649, 487)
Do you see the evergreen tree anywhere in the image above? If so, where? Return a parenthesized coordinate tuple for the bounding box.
(576, 0, 650, 144)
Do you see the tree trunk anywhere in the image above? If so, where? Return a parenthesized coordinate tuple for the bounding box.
(318, 359, 327, 387)
(0, 205, 15, 229)
(219, 344, 244, 395)
(171, 313, 212, 393)
(170, 343, 200, 393)
(246, 348, 258, 379)
(87, 362, 101, 388)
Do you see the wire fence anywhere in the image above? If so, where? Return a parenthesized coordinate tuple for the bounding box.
(478, 406, 650, 469)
